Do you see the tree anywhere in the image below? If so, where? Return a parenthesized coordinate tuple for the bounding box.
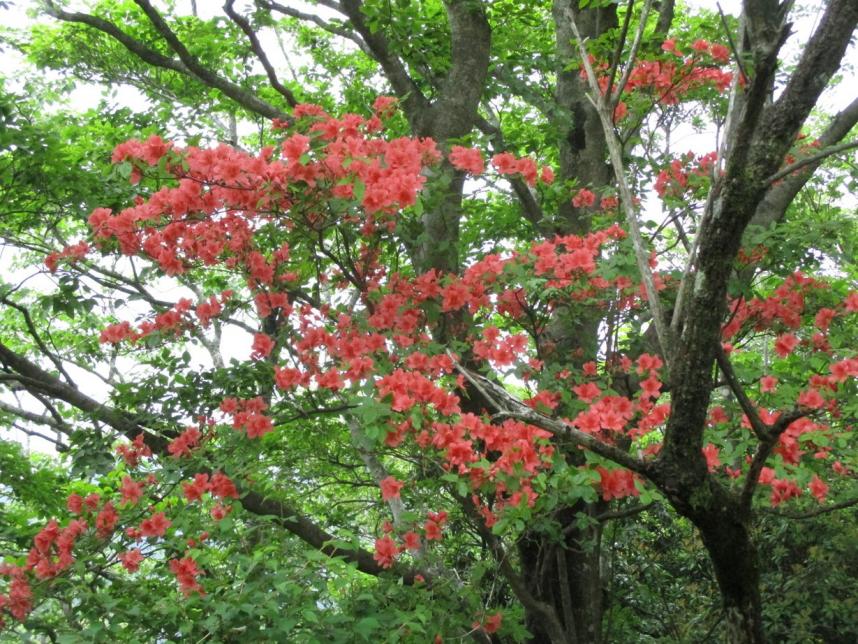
(1, 1, 857, 642)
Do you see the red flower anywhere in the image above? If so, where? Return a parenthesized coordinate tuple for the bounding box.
(379, 476, 404, 501)
(168, 425, 202, 458)
(572, 188, 596, 208)
(210, 503, 232, 521)
(373, 535, 398, 569)
(710, 43, 730, 63)
(483, 612, 503, 634)
(67, 493, 84, 514)
(596, 467, 639, 501)
(814, 307, 836, 331)
(182, 473, 210, 502)
(251, 333, 276, 359)
(760, 375, 778, 393)
(774, 333, 799, 357)
(95, 502, 119, 538)
(210, 472, 239, 499)
(639, 374, 662, 400)
(702, 444, 721, 472)
(808, 475, 828, 503)
(372, 95, 398, 117)
(449, 146, 484, 175)
(169, 557, 205, 596)
(139, 511, 171, 538)
(797, 388, 825, 409)
(403, 531, 421, 551)
(118, 549, 143, 573)
(491, 152, 518, 174)
(120, 476, 144, 506)
(540, 165, 555, 184)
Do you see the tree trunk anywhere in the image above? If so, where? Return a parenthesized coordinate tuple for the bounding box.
(513, 5, 622, 642)
(519, 502, 607, 643)
(696, 510, 766, 644)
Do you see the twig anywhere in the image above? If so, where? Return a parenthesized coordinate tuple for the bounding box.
(759, 496, 858, 519)
(715, 345, 768, 441)
(224, 0, 298, 107)
(716, 3, 748, 83)
(567, 11, 673, 366)
(765, 139, 858, 184)
(610, 0, 653, 107)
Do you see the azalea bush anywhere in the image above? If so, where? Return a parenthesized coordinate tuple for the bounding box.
(1, 1, 856, 642)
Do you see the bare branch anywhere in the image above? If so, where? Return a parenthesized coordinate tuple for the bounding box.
(604, 0, 634, 103)
(765, 139, 858, 185)
(0, 399, 73, 435)
(0, 295, 76, 386)
(610, 0, 653, 107)
(8, 422, 68, 451)
(224, 0, 298, 107)
(756, 0, 858, 156)
(753, 95, 858, 229)
(715, 346, 768, 441)
(595, 501, 656, 523)
(0, 339, 422, 582)
(458, 494, 568, 642)
(129, 0, 290, 119)
(258, 0, 368, 51)
(716, 3, 748, 85)
(654, 0, 675, 37)
(567, 13, 673, 365)
(759, 496, 858, 520)
(739, 408, 807, 510)
(338, 0, 429, 121)
(431, 0, 492, 138)
(451, 355, 649, 476)
(41, 0, 190, 75)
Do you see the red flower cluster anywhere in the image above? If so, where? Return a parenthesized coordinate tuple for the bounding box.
(169, 557, 204, 596)
(220, 396, 274, 439)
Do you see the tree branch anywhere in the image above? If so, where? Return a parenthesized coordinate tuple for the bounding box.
(258, 0, 370, 55)
(223, 0, 298, 107)
(759, 496, 858, 520)
(715, 345, 768, 441)
(754, 0, 858, 159)
(609, 0, 653, 107)
(338, 0, 429, 123)
(41, 0, 190, 75)
(0, 338, 425, 581)
(430, 0, 492, 138)
(0, 399, 73, 435)
(475, 115, 544, 226)
(567, 13, 673, 365)
(451, 355, 649, 476)
(458, 494, 569, 643)
(8, 422, 69, 452)
(752, 95, 858, 229)
(739, 408, 807, 511)
(129, 0, 290, 119)
(43, 0, 290, 120)
(765, 139, 858, 186)
(0, 295, 76, 386)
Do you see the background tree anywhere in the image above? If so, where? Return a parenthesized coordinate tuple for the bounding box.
(1, 1, 856, 642)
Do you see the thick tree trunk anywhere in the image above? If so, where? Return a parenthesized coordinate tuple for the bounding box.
(512, 6, 622, 643)
(520, 502, 606, 643)
(695, 508, 765, 644)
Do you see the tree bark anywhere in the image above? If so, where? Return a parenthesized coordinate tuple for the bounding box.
(516, 5, 620, 642)
(688, 492, 765, 644)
